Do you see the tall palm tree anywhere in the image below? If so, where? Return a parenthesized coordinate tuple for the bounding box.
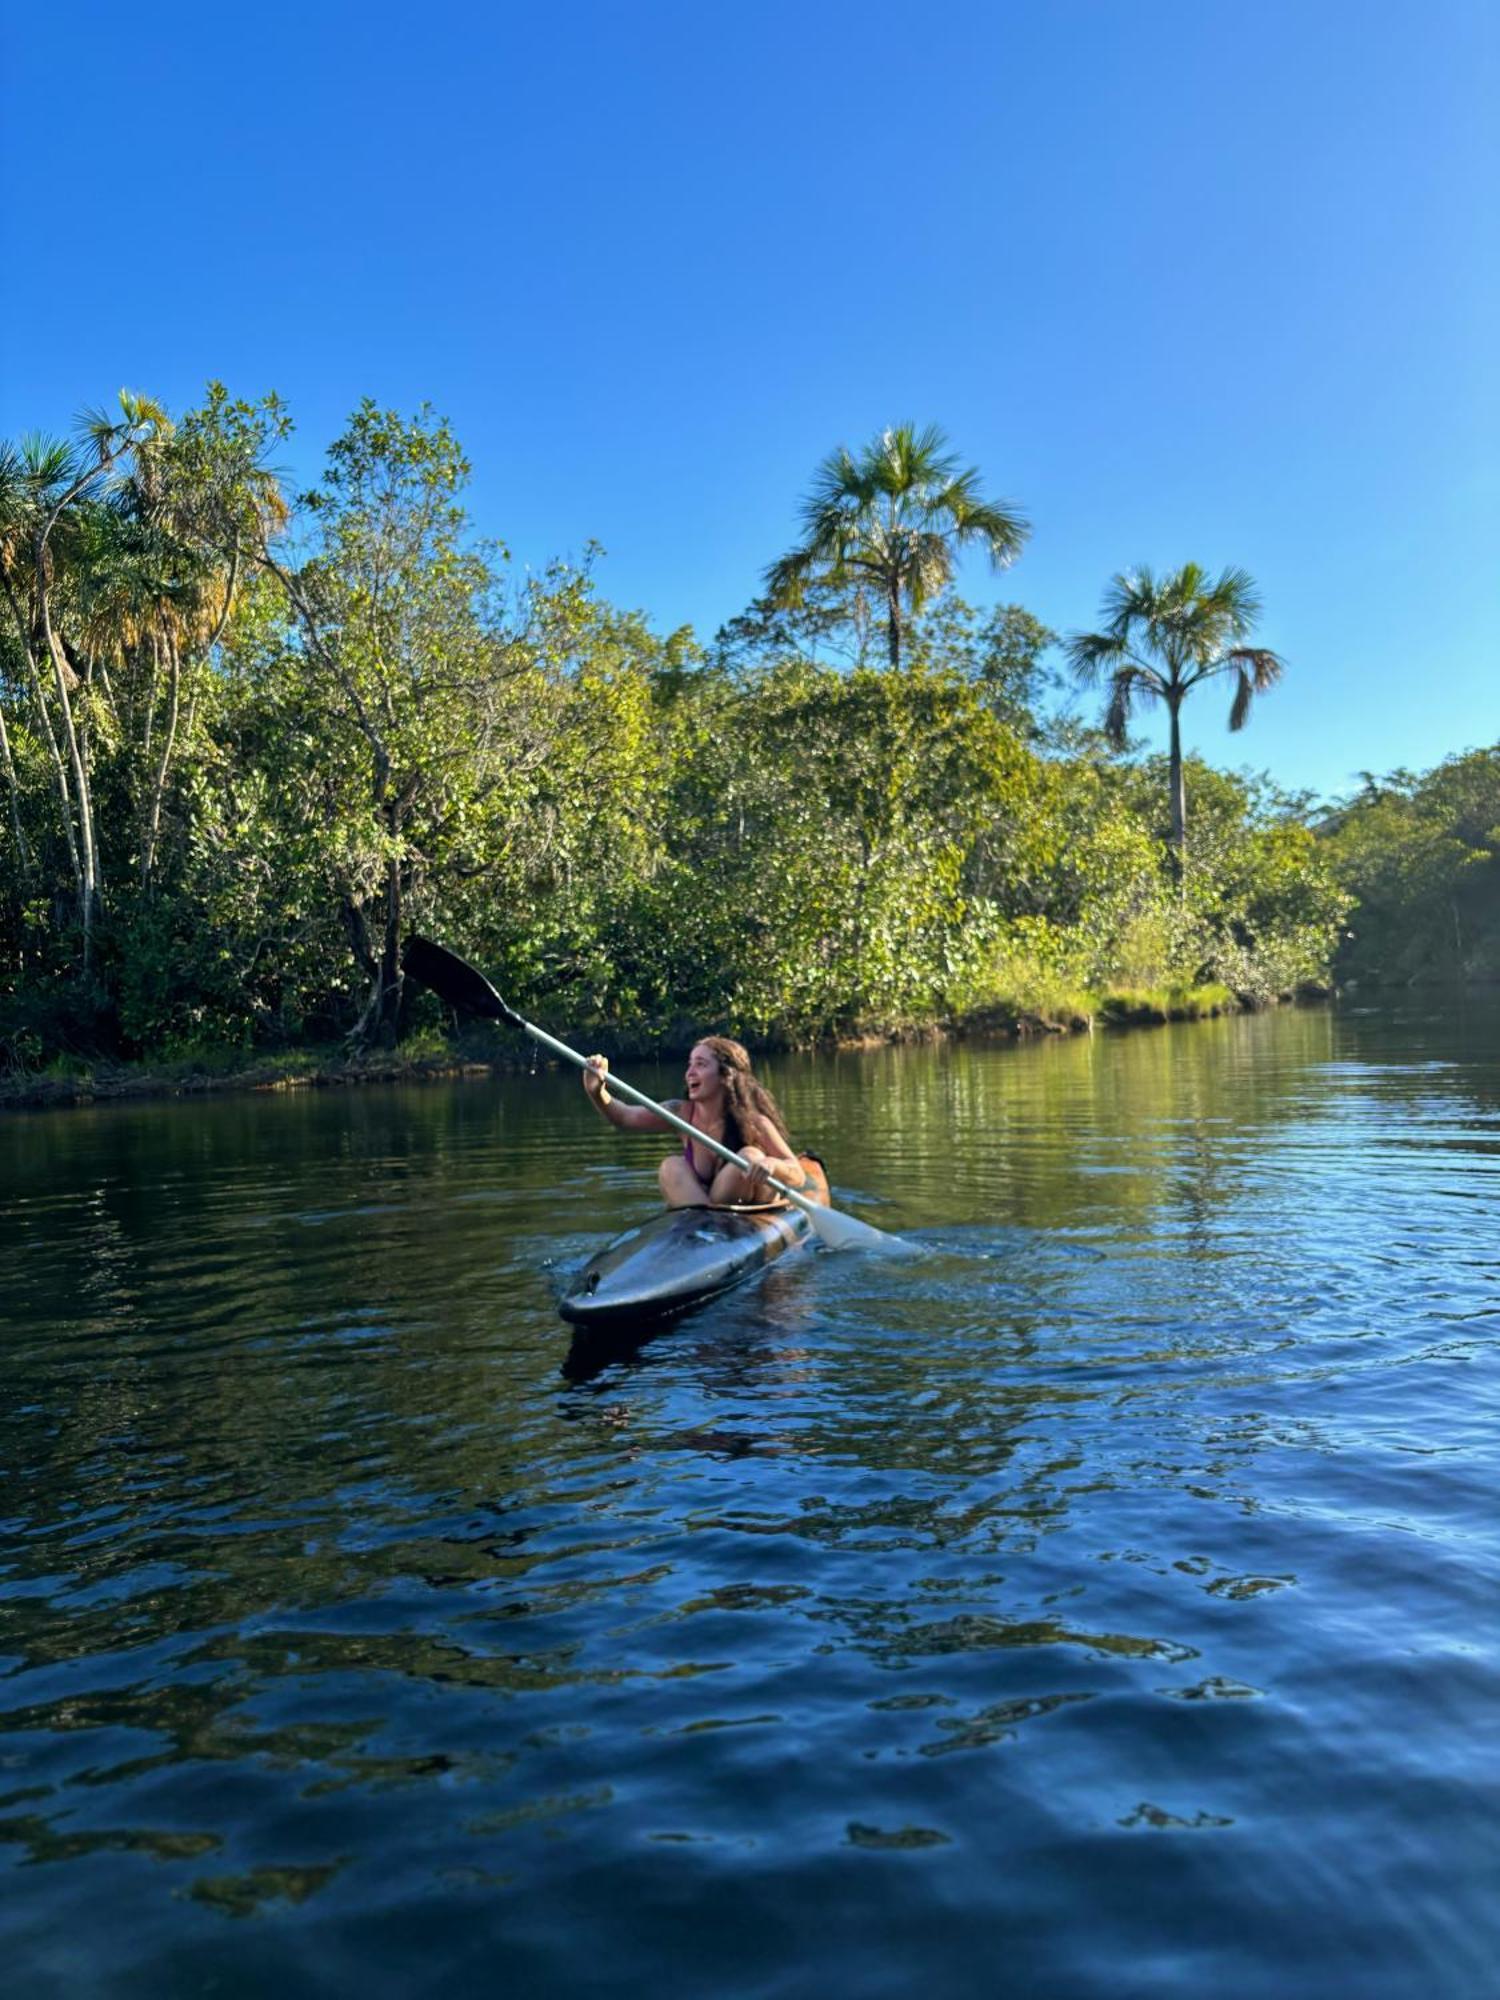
(0, 394, 165, 958)
(1067, 563, 1284, 872)
(93, 401, 285, 893)
(765, 423, 1029, 669)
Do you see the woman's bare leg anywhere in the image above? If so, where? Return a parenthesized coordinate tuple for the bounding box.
(659, 1155, 711, 1208)
(708, 1162, 756, 1205)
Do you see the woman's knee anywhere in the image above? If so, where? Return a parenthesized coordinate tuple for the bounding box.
(709, 1164, 751, 1205)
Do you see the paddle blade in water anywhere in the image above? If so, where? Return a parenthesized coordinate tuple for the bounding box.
(795, 1194, 907, 1255)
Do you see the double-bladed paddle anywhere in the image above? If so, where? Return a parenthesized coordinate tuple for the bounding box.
(401, 933, 892, 1253)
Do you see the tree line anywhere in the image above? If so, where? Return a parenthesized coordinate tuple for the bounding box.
(0, 389, 1459, 1076)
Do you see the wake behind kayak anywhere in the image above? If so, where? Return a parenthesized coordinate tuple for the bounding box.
(558, 1157, 829, 1329)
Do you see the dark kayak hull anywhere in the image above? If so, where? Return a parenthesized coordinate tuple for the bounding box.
(558, 1160, 828, 1329)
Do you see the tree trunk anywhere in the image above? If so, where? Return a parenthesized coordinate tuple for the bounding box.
(2, 574, 80, 896)
(140, 630, 181, 890)
(376, 849, 403, 1047)
(342, 787, 408, 1050)
(142, 629, 159, 762)
(342, 886, 404, 1050)
(886, 576, 902, 669)
(27, 433, 140, 966)
(1167, 697, 1187, 883)
(36, 561, 101, 959)
(341, 895, 382, 1046)
(0, 699, 30, 872)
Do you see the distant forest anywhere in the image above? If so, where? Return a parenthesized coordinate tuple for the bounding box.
(0, 390, 1493, 1075)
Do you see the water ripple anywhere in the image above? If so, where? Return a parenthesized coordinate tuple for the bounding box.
(2, 1012, 1499, 1994)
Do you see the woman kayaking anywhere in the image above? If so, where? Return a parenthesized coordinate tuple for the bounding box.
(583, 1037, 810, 1207)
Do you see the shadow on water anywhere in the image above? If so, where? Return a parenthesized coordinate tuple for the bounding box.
(558, 1245, 826, 1384)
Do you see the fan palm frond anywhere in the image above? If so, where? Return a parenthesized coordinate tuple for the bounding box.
(1227, 647, 1284, 729)
(1065, 629, 1127, 684)
(766, 423, 1029, 667)
(18, 433, 78, 495)
(764, 544, 817, 608)
(1070, 561, 1285, 863)
(1104, 672, 1133, 747)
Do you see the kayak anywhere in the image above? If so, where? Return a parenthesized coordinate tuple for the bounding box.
(558, 1157, 830, 1330)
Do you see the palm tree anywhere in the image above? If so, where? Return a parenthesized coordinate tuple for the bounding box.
(765, 423, 1029, 669)
(0, 394, 165, 959)
(1067, 563, 1284, 872)
(90, 401, 286, 892)
(0, 433, 114, 944)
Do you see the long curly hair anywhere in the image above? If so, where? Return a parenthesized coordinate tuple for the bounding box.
(698, 1036, 793, 1157)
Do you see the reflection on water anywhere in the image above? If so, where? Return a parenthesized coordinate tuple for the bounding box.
(3, 1002, 1499, 1997)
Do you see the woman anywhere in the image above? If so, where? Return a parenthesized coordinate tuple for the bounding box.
(583, 1036, 810, 1208)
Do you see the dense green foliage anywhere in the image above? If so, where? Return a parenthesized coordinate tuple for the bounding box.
(0, 390, 1358, 1072)
(1323, 752, 1500, 984)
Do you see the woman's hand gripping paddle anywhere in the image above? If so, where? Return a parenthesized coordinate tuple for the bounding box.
(402, 934, 896, 1253)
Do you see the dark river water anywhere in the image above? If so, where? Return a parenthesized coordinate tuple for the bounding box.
(3, 1003, 1498, 1997)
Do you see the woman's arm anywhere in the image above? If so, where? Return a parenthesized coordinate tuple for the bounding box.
(582, 1056, 680, 1134)
(738, 1118, 807, 1190)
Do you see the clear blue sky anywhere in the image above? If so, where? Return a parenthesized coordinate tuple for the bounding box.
(3, 1, 1495, 802)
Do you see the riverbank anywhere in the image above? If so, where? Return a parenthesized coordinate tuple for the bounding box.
(0, 1046, 503, 1112)
(0, 981, 1326, 1113)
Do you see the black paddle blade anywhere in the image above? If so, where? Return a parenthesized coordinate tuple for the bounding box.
(401, 935, 525, 1029)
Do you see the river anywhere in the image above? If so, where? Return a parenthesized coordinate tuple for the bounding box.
(2, 1002, 1497, 1997)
